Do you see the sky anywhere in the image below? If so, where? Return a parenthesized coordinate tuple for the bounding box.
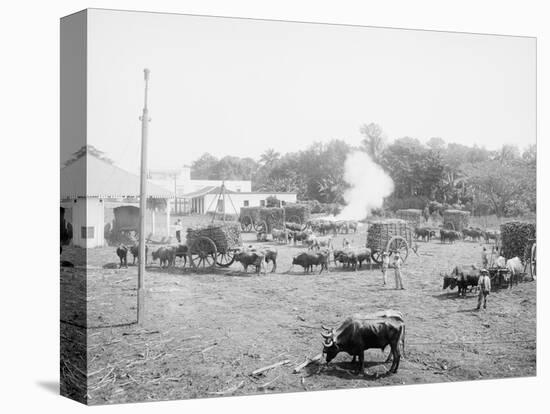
(74, 9, 536, 174)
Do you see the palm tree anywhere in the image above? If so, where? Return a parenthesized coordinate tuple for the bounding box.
(259, 148, 280, 166)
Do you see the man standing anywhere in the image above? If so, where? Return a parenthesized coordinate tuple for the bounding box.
(381, 251, 390, 286)
(175, 219, 182, 243)
(481, 247, 488, 268)
(477, 269, 491, 310)
(393, 252, 404, 290)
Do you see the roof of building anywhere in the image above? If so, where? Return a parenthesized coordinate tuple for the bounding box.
(61, 155, 173, 199)
(181, 186, 297, 199)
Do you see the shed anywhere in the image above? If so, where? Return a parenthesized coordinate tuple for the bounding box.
(60, 156, 173, 248)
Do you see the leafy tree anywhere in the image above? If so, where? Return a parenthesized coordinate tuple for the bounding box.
(381, 137, 444, 199)
(191, 153, 219, 179)
(466, 159, 535, 217)
(360, 122, 386, 163)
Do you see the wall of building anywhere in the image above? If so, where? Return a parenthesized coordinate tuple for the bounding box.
(198, 193, 297, 214)
(149, 165, 252, 214)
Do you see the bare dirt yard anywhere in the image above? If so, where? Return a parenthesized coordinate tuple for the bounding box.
(60, 225, 536, 405)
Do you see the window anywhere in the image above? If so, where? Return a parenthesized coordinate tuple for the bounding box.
(260, 200, 266, 207)
(81, 226, 94, 239)
(243, 200, 249, 207)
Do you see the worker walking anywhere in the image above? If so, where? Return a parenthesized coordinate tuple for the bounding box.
(393, 252, 404, 290)
(175, 219, 183, 243)
(477, 269, 491, 310)
(381, 251, 389, 286)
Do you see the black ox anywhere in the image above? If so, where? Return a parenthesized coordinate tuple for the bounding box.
(321, 311, 405, 374)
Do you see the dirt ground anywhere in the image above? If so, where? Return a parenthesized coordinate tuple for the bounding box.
(60, 225, 536, 405)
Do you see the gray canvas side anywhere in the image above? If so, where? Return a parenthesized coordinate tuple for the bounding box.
(60, 9, 88, 405)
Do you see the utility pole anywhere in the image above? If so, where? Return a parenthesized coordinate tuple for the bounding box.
(137, 68, 151, 325)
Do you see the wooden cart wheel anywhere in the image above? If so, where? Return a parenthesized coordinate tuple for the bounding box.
(371, 250, 383, 264)
(189, 236, 217, 270)
(216, 250, 236, 267)
(254, 220, 268, 233)
(387, 236, 409, 262)
(530, 243, 536, 279)
(240, 215, 253, 232)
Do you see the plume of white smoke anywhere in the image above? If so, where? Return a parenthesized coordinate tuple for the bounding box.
(335, 151, 394, 221)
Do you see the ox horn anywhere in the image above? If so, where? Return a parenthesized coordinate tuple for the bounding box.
(322, 339, 334, 347)
(321, 332, 332, 339)
(321, 324, 331, 331)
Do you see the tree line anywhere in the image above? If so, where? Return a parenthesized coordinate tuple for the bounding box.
(190, 123, 536, 217)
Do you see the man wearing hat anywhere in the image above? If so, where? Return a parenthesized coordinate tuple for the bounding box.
(393, 251, 404, 290)
(477, 269, 491, 310)
(381, 251, 390, 285)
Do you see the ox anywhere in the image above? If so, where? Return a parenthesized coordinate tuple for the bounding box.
(440, 229, 461, 244)
(129, 244, 149, 265)
(152, 246, 175, 268)
(321, 311, 405, 374)
(291, 251, 330, 274)
(505, 257, 523, 288)
(116, 245, 128, 268)
(415, 227, 436, 242)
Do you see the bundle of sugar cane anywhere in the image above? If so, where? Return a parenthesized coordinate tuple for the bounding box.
(284, 203, 311, 223)
(500, 221, 536, 260)
(186, 222, 242, 250)
(442, 209, 470, 232)
(367, 219, 412, 250)
(396, 209, 423, 227)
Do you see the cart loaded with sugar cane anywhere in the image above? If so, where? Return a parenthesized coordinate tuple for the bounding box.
(500, 221, 536, 280)
(239, 203, 310, 233)
(184, 184, 243, 270)
(366, 219, 416, 264)
(185, 222, 242, 269)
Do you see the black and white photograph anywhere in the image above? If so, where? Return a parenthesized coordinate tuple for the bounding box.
(58, 7, 538, 406)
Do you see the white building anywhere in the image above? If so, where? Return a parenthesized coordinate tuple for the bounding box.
(61, 156, 173, 248)
(148, 165, 296, 214)
(183, 186, 297, 215)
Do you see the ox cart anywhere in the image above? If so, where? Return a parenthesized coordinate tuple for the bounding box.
(486, 266, 510, 289)
(367, 219, 414, 264)
(239, 204, 310, 233)
(185, 222, 242, 270)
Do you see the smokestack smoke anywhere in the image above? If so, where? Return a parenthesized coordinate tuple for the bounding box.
(336, 151, 394, 221)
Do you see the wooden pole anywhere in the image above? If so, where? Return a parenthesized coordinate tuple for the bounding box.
(221, 181, 226, 222)
(137, 68, 151, 325)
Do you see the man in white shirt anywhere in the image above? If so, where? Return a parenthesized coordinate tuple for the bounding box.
(477, 269, 491, 310)
(393, 252, 404, 290)
(175, 219, 183, 243)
